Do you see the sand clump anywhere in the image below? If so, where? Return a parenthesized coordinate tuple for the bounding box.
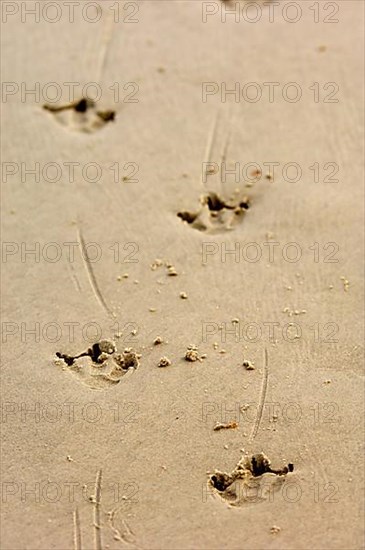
(150, 259, 178, 276)
(243, 360, 255, 371)
(184, 345, 204, 362)
(113, 348, 140, 370)
(157, 357, 171, 368)
(214, 421, 238, 431)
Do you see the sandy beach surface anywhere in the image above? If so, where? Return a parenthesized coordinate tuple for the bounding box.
(1, 1, 364, 549)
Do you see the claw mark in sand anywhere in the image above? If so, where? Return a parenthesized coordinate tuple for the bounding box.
(73, 508, 82, 550)
(67, 258, 82, 293)
(94, 470, 103, 550)
(71, 470, 139, 549)
(43, 12, 117, 135)
(250, 348, 269, 441)
(201, 107, 232, 191)
(201, 111, 220, 187)
(96, 7, 116, 83)
(108, 507, 137, 545)
(178, 107, 252, 233)
(221, 121, 232, 164)
(78, 227, 112, 316)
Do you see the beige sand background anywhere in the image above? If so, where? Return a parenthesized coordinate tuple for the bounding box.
(1, 1, 364, 548)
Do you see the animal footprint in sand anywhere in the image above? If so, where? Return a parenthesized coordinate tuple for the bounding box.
(209, 452, 294, 507)
(54, 339, 139, 390)
(43, 98, 115, 133)
(177, 192, 250, 233)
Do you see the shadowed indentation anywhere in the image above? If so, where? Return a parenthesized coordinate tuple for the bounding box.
(43, 98, 116, 134)
(177, 192, 250, 233)
(210, 452, 294, 507)
(54, 340, 139, 390)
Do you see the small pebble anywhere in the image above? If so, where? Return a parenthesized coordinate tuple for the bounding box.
(158, 357, 171, 368)
(151, 259, 163, 270)
(340, 276, 349, 291)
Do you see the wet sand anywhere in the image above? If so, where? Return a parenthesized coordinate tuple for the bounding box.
(1, 1, 364, 549)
